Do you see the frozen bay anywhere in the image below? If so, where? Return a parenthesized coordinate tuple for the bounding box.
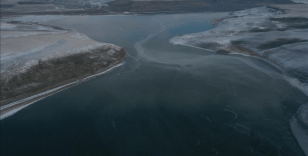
(1, 13, 307, 156)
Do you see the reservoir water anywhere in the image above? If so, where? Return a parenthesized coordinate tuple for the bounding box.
(1, 13, 308, 156)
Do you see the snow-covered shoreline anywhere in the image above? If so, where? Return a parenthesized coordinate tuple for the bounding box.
(0, 62, 125, 120)
(170, 4, 308, 155)
(170, 5, 308, 95)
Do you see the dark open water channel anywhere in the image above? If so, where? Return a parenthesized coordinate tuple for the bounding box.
(1, 13, 308, 156)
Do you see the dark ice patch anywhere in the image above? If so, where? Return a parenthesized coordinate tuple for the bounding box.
(195, 42, 221, 51)
(270, 17, 308, 23)
(257, 38, 308, 50)
(270, 17, 308, 29)
(0, 4, 14, 8)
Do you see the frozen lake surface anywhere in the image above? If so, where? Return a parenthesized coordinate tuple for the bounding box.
(1, 13, 307, 155)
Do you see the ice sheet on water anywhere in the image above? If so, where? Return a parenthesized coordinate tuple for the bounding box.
(290, 103, 308, 156)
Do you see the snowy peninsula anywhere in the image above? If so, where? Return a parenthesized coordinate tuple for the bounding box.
(171, 4, 308, 95)
(170, 4, 308, 155)
(0, 21, 127, 119)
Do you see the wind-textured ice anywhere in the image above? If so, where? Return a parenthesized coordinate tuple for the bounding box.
(170, 5, 308, 154)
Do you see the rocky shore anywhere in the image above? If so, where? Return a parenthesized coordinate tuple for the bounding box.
(170, 4, 308, 154)
(0, 21, 127, 119)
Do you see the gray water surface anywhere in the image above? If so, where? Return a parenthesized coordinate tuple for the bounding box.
(1, 13, 308, 156)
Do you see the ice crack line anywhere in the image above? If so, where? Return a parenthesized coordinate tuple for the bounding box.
(134, 17, 167, 62)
